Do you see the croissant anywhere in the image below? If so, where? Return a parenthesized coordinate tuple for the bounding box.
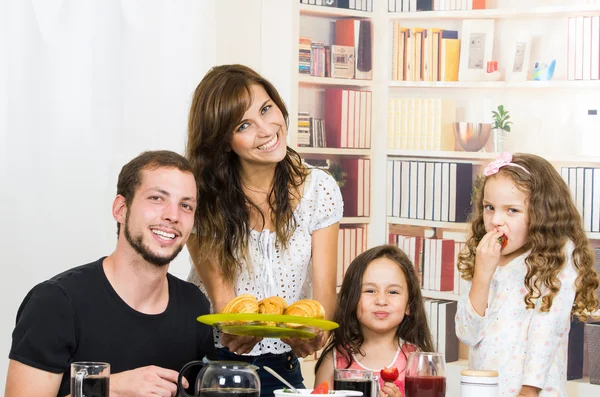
(222, 294, 259, 314)
(258, 296, 288, 326)
(283, 299, 325, 327)
(258, 296, 288, 315)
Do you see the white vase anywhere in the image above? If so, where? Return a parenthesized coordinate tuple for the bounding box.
(492, 128, 505, 152)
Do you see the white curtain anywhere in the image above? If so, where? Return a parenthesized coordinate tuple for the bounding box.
(0, 0, 216, 385)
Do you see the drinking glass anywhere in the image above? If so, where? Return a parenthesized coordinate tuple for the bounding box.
(70, 362, 110, 397)
(404, 352, 446, 397)
(334, 368, 375, 397)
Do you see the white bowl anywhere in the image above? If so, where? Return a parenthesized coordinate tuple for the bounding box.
(273, 389, 363, 397)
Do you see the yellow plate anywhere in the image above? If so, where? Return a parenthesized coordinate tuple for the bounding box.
(197, 314, 339, 339)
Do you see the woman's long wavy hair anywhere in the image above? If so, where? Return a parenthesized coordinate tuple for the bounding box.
(186, 64, 308, 282)
(315, 245, 434, 373)
(458, 153, 599, 320)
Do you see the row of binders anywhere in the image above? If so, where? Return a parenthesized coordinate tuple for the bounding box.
(561, 167, 600, 233)
(424, 298, 459, 362)
(386, 160, 473, 222)
(390, 234, 465, 295)
(387, 0, 485, 12)
(391, 24, 460, 82)
(567, 16, 600, 81)
(387, 98, 455, 151)
(336, 226, 368, 287)
(299, 0, 373, 12)
(325, 89, 372, 149)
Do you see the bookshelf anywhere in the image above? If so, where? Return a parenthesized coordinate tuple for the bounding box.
(218, 0, 600, 394)
(294, 1, 375, 278)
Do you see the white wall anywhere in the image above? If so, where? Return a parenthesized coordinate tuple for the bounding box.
(0, 0, 219, 391)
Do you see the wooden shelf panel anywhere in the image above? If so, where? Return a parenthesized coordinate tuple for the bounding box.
(388, 80, 600, 89)
(387, 5, 600, 20)
(296, 147, 371, 156)
(299, 4, 373, 18)
(299, 75, 373, 87)
(341, 217, 370, 224)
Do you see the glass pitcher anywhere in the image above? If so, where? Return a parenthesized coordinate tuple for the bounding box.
(177, 359, 260, 397)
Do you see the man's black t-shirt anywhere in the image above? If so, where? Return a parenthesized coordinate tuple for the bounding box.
(9, 257, 215, 397)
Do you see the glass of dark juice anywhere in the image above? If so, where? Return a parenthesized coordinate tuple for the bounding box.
(70, 362, 110, 397)
(334, 368, 374, 397)
(404, 352, 446, 397)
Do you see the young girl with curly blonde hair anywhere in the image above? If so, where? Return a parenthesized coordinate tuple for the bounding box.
(456, 152, 599, 397)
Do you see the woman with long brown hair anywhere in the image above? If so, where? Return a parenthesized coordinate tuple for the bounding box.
(185, 64, 343, 396)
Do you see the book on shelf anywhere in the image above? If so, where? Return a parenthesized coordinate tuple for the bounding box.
(390, 25, 459, 82)
(335, 19, 373, 80)
(388, 0, 485, 11)
(340, 158, 371, 217)
(387, 98, 455, 150)
(389, 233, 465, 296)
(302, 0, 373, 12)
(561, 167, 600, 232)
(425, 299, 459, 362)
(337, 225, 368, 287)
(567, 16, 600, 81)
(387, 159, 473, 222)
(297, 112, 327, 148)
(299, 37, 312, 75)
(325, 88, 372, 149)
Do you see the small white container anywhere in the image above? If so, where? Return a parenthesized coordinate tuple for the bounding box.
(460, 369, 499, 397)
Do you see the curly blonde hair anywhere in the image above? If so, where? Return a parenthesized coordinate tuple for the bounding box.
(457, 153, 599, 321)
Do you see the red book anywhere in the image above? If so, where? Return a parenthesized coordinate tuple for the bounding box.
(324, 89, 348, 148)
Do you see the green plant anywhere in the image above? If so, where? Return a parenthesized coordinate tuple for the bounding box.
(328, 162, 347, 188)
(491, 104, 512, 132)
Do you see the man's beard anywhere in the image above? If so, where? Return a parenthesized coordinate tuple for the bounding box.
(123, 213, 184, 267)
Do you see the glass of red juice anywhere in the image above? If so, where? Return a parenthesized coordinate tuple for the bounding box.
(404, 352, 446, 397)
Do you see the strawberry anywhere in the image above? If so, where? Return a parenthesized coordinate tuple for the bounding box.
(312, 381, 329, 394)
(498, 235, 508, 249)
(380, 366, 399, 382)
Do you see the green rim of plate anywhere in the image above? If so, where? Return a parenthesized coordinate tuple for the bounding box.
(196, 313, 339, 330)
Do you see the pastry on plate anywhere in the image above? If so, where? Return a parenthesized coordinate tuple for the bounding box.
(221, 294, 259, 325)
(283, 299, 325, 328)
(258, 296, 288, 326)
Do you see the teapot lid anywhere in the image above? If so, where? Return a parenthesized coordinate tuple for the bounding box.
(204, 359, 259, 371)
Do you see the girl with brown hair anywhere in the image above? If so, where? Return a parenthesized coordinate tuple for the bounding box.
(456, 152, 600, 397)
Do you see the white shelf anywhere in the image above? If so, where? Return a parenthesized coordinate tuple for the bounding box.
(296, 147, 371, 156)
(388, 80, 600, 89)
(587, 232, 600, 240)
(299, 4, 373, 18)
(387, 5, 600, 20)
(341, 217, 371, 224)
(387, 217, 469, 229)
(298, 75, 373, 87)
(421, 289, 460, 301)
(386, 150, 496, 161)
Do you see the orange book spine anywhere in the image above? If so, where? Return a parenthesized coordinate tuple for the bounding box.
(472, 0, 486, 10)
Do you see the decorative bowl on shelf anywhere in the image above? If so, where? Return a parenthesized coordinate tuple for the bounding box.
(453, 122, 492, 152)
